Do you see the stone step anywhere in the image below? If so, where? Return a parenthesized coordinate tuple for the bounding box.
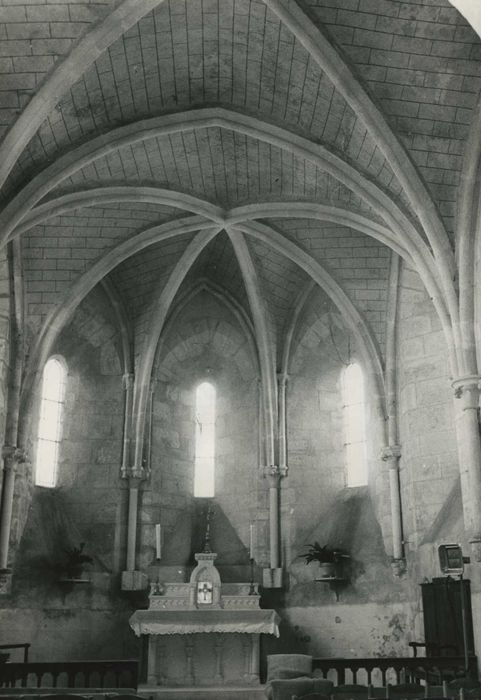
(138, 684, 266, 700)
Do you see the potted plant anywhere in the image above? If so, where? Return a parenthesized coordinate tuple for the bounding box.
(301, 542, 340, 579)
(60, 542, 93, 582)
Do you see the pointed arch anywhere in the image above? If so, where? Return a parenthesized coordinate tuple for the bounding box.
(99, 278, 133, 377)
(227, 230, 278, 467)
(264, 0, 454, 279)
(19, 215, 212, 420)
(132, 227, 222, 472)
(232, 219, 386, 408)
(152, 278, 259, 378)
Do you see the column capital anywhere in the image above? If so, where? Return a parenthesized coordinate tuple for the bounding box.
(277, 372, 289, 384)
(381, 444, 402, 461)
(264, 464, 288, 483)
(122, 373, 134, 390)
(452, 375, 481, 405)
(121, 465, 148, 481)
(2, 445, 26, 470)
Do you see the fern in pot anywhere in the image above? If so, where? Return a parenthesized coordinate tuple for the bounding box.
(301, 541, 340, 579)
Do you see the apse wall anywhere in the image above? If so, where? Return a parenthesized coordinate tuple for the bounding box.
(396, 262, 481, 657)
(0, 287, 136, 661)
(277, 289, 413, 660)
(141, 289, 261, 577)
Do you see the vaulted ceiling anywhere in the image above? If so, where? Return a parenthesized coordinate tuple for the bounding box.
(1, 0, 479, 389)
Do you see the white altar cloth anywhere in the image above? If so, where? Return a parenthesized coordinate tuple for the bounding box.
(129, 608, 280, 637)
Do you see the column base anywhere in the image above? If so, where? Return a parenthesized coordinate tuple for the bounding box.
(0, 570, 12, 595)
(391, 558, 406, 578)
(121, 570, 149, 591)
(262, 567, 283, 588)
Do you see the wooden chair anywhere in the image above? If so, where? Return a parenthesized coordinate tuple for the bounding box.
(331, 684, 370, 700)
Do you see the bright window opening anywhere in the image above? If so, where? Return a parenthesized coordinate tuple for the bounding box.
(341, 362, 367, 487)
(35, 357, 67, 487)
(194, 381, 216, 498)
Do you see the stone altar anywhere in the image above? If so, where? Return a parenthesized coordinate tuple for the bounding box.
(129, 551, 280, 688)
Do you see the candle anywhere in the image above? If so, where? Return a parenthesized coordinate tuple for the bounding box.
(249, 523, 254, 559)
(155, 524, 161, 560)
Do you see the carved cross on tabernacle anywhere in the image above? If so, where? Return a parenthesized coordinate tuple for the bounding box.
(198, 581, 212, 603)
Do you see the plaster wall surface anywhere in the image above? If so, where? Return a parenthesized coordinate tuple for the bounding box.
(396, 262, 459, 548)
(0, 287, 134, 660)
(142, 290, 261, 570)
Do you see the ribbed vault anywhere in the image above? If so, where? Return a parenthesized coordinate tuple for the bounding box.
(2, 0, 480, 486)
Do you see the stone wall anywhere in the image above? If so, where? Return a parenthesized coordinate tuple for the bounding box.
(0, 285, 135, 661)
(141, 289, 261, 575)
(397, 262, 459, 550)
(0, 266, 473, 665)
(276, 288, 413, 659)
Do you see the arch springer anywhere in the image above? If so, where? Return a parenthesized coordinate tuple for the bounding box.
(381, 445, 402, 461)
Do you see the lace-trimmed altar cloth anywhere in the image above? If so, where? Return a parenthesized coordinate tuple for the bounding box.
(129, 608, 281, 637)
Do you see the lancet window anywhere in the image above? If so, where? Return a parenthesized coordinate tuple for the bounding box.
(35, 356, 67, 488)
(194, 381, 216, 497)
(341, 362, 368, 487)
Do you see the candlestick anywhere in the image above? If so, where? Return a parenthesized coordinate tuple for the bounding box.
(249, 523, 254, 559)
(155, 524, 161, 560)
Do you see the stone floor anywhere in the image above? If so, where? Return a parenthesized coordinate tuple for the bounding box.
(138, 684, 266, 700)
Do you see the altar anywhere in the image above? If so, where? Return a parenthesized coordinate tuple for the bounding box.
(129, 551, 280, 688)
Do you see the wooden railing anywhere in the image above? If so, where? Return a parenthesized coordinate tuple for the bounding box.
(312, 656, 478, 686)
(0, 646, 30, 665)
(0, 661, 138, 690)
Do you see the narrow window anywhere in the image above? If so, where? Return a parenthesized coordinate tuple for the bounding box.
(341, 362, 367, 487)
(35, 357, 67, 487)
(194, 381, 216, 498)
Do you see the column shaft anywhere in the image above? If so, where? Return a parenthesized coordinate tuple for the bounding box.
(452, 377, 481, 556)
(0, 461, 15, 569)
(0, 449, 24, 571)
(268, 474, 280, 569)
(126, 479, 139, 571)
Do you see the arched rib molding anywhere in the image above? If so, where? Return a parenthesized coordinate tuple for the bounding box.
(100, 278, 133, 376)
(152, 277, 259, 378)
(234, 220, 385, 403)
(132, 227, 222, 472)
(228, 203, 410, 260)
(15, 187, 225, 238)
(234, 203, 457, 372)
(16, 185, 453, 350)
(265, 0, 454, 282)
(2, 109, 432, 273)
(226, 230, 278, 468)
(16, 187, 408, 261)
(2, 108, 458, 360)
(14, 182, 457, 371)
(0, 0, 165, 191)
(280, 280, 316, 378)
(19, 215, 211, 419)
(457, 96, 481, 376)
